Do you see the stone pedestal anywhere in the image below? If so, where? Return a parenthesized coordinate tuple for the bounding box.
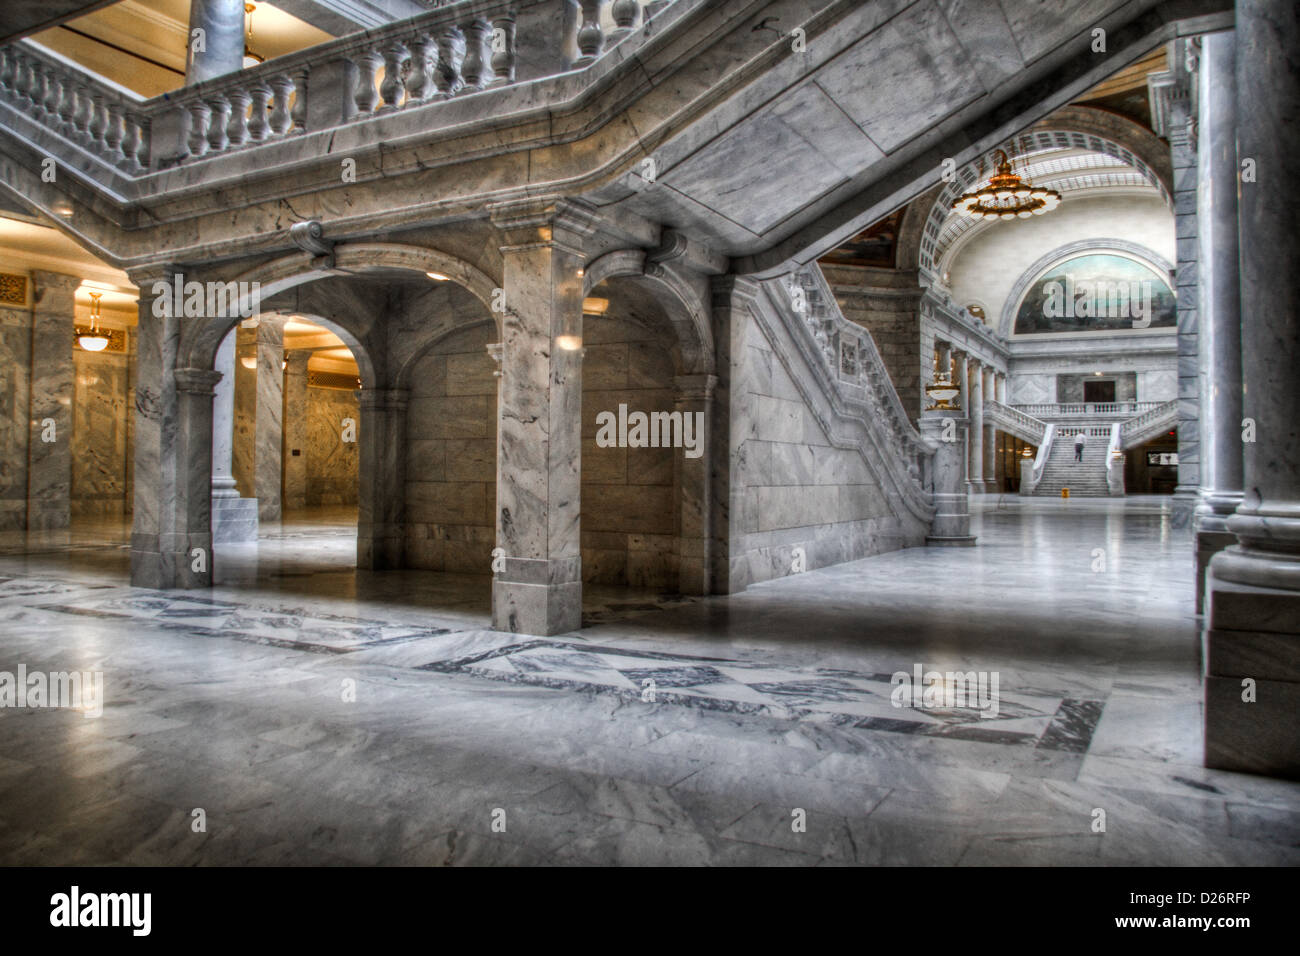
(1203, 0, 1300, 779)
(921, 409, 975, 545)
(1019, 457, 1034, 497)
(488, 199, 596, 635)
(26, 271, 77, 535)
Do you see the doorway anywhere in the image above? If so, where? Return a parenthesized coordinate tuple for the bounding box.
(1084, 379, 1116, 403)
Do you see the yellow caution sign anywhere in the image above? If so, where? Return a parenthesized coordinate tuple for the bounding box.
(1061, 488, 1070, 498)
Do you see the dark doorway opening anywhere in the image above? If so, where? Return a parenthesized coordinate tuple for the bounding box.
(1084, 380, 1116, 403)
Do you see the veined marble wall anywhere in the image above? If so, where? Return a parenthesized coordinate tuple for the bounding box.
(729, 291, 926, 591)
(580, 315, 678, 589)
(231, 325, 257, 499)
(404, 323, 498, 572)
(304, 384, 359, 506)
(72, 348, 131, 519)
(0, 304, 30, 532)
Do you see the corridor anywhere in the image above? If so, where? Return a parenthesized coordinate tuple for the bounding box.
(0, 498, 1295, 865)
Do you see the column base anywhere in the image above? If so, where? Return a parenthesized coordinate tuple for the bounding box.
(926, 535, 977, 547)
(492, 557, 582, 636)
(1194, 529, 1236, 615)
(212, 496, 258, 544)
(1203, 571, 1300, 780)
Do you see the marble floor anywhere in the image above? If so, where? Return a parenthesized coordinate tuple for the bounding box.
(1, 498, 1297, 865)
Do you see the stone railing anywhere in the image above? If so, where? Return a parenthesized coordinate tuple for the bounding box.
(1106, 422, 1125, 496)
(1120, 398, 1178, 448)
(1013, 400, 1166, 418)
(1021, 423, 1055, 496)
(0, 0, 673, 174)
(984, 399, 1046, 446)
(774, 264, 932, 519)
(0, 42, 151, 172)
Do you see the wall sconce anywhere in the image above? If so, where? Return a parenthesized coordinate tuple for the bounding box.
(556, 335, 583, 351)
(582, 297, 608, 315)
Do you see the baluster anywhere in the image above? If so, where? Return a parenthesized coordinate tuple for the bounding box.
(610, 0, 640, 41)
(0, 49, 14, 96)
(225, 87, 250, 147)
(187, 100, 212, 157)
(104, 102, 125, 161)
(352, 50, 382, 115)
(459, 20, 489, 93)
(489, 16, 516, 88)
(56, 75, 77, 133)
(433, 28, 465, 99)
(289, 68, 307, 132)
(72, 83, 92, 143)
(206, 93, 231, 152)
(378, 43, 407, 112)
(134, 116, 151, 170)
(574, 1, 608, 67)
(43, 67, 61, 119)
(405, 35, 434, 103)
(88, 93, 108, 150)
(29, 63, 48, 117)
(269, 74, 294, 135)
(13, 53, 33, 106)
(247, 81, 271, 141)
(120, 113, 141, 170)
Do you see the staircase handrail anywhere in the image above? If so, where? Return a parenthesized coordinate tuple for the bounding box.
(1120, 398, 1179, 446)
(1030, 423, 1056, 491)
(1106, 421, 1124, 496)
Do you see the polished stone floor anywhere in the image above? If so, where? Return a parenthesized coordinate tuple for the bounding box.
(1, 498, 1297, 865)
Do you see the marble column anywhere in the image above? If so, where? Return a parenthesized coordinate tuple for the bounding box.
(281, 350, 310, 511)
(1168, 73, 1202, 527)
(967, 358, 984, 495)
(356, 388, 407, 570)
(254, 316, 285, 522)
(921, 406, 975, 545)
(674, 372, 716, 594)
(185, 0, 245, 85)
(983, 366, 997, 493)
(1193, 31, 1244, 614)
(1203, 1, 1300, 779)
(26, 271, 77, 535)
(129, 267, 219, 589)
(210, 328, 257, 542)
(488, 198, 596, 636)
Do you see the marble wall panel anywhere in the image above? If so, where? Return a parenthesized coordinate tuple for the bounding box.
(0, 307, 31, 531)
(304, 386, 359, 507)
(404, 323, 498, 573)
(580, 316, 678, 589)
(71, 349, 130, 519)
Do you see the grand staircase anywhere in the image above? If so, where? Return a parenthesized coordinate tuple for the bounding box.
(1033, 438, 1112, 497)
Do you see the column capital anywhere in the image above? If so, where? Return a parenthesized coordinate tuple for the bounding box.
(174, 367, 223, 395)
(674, 373, 717, 402)
(30, 270, 81, 295)
(488, 197, 601, 254)
(126, 262, 184, 289)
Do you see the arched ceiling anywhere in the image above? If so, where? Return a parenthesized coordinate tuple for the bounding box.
(929, 140, 1165, 280)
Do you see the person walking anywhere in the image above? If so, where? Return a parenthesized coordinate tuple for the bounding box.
(1074, 429, 1086, 462)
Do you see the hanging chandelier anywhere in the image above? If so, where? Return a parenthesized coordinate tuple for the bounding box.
(77, 292, 109, 352)
(952, 149, 1061, 220)
(243, 3, 264, 68)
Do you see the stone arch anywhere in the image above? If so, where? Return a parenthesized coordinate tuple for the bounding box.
(997, 238, 1176, 338)
(584, 249, 714, 375)
(910, 107, 1173, 283)
(183, 242, 501, 373)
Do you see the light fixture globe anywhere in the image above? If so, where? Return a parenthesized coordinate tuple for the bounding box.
(925, 375, 960, 410)
(77, 291, 110, 351)
(951, 149, 1062, 221)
